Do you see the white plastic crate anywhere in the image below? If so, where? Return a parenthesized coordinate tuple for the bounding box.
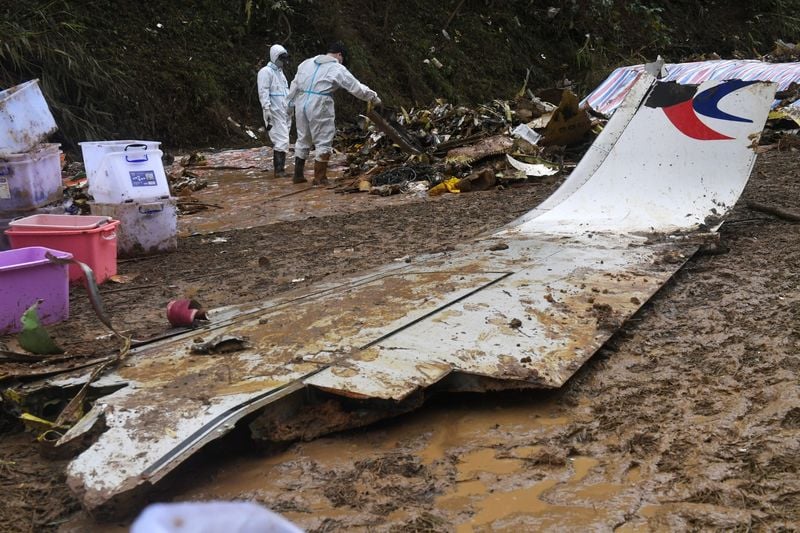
(0, 80, 58, 156)
(80, 141, 169, 203)
(91, 197, 177, 257)
(0, 143, 63, 213)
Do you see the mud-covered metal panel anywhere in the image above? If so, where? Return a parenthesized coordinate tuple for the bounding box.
(64, 364, 316, 511)
(60, 270, 508, 509)
(306, 233, 693, 400)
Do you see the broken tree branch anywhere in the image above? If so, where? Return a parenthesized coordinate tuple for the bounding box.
(177, 200, 223, 209)
(746, 201, 800, 222)
(268, 186, 314, 201)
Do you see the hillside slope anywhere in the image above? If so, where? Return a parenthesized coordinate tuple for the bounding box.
(2, 0, 798, 148)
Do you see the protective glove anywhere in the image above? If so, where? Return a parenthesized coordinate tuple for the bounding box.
(372, 95, 382, 107)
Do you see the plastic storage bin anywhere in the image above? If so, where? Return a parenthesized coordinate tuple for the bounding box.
(79, 140, 161, 179)
(1, 206, 64, 251)
(0, 80, 58, 156)
(0, 143, 63, 212)
(0, 246, 72, 334)
(91, 198, 177, 257)
(5, 219, 121, 284)
(80, 141, 169, 203)
(9, 214, 112, 231)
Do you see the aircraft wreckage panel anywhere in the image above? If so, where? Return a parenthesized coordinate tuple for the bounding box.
(63, 271, 513, 506)
(47, 74, 776, 513)
(305, 233, 689, 400)
(64, 234, 693, 507)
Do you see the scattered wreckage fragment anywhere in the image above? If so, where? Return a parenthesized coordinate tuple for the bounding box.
(506, 154, 559, 177)
(365, 105, 424, 156)
(444, 135, 514, 168)
(4, 74, 776, 516)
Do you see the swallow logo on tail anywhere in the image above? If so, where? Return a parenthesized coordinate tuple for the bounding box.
(644, 80, 758, 140)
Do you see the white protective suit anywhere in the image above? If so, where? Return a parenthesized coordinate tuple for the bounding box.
(287, 54, 379, 161)
(257, 44, 291, 153)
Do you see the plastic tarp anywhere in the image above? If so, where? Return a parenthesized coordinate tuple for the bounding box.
(582, 59, 800, 116)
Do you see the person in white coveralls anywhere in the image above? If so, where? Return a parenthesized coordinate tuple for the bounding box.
(257, 43, 291, 178)
(287, 41, 381, 185)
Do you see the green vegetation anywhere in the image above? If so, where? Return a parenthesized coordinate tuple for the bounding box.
(2, 0, 800, 150)
(0, 2, 124, 141)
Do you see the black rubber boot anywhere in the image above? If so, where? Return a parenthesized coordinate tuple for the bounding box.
(292, 157, 306, 183)
(273, 151, 286, 178)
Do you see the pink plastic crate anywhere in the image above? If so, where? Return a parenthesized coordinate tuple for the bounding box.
(5, 219, 120, 284)
(0, 246, 72, 334)
(9, 214, 112, 231)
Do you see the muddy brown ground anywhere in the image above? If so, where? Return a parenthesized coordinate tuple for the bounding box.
(1, 150, 799, 532)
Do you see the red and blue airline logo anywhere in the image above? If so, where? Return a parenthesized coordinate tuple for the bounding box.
(645, 80, 757, 140)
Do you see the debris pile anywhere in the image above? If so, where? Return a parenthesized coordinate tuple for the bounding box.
(61, 160, 91, 215)
(764, 39, 800, 63)
(162, 152, 209, 196)
(336, 88, 597, 197)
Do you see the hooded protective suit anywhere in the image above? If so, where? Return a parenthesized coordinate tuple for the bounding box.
(257, 44, 290, 153)
(287, 54, 379, 161)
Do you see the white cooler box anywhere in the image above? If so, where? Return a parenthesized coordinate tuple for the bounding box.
(79, 140, 161, 178)
(80, 141, 169, 203)
(90, 197, 177, 257)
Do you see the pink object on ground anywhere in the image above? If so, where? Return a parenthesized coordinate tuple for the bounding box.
(167, 299, 207, 327)
(0, 246, 72, 334)
(5, 219, 120, 284)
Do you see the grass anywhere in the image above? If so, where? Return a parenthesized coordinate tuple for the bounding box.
(3, 0, 800, 149)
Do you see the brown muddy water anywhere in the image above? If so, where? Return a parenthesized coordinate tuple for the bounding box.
(170, 392, 623, 532)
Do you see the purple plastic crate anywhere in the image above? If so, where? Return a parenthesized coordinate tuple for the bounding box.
(0, 246, 72, 334)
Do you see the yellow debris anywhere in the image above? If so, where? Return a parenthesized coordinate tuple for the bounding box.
(428, 177, 462, 196)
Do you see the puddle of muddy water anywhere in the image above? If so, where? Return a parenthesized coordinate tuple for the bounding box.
(440, 452, 619, 532)
(161, 391, 643, 531)
(455, 448, 524, 479)
(571, 456, 600, 482)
